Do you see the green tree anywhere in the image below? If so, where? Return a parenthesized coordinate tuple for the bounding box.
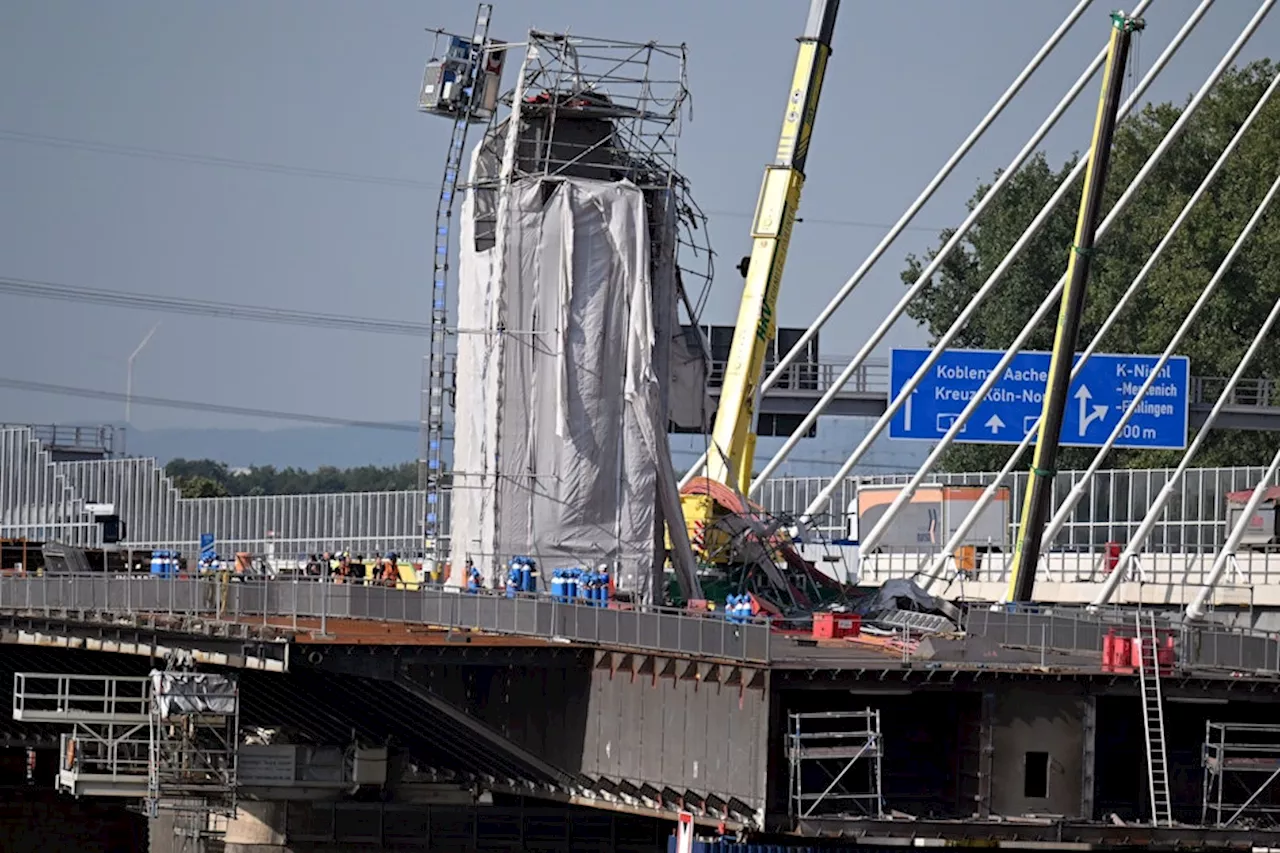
(171, 475, 230, 498)
(163, 459, 422, 496)
(901, 60, 1280, 472)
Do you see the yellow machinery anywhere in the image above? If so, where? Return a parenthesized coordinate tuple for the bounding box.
(679, 0, 840, 563)
(1005, 12, 1144, 603)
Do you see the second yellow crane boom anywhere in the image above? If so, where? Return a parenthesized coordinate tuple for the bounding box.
(703, 0, 840, 494)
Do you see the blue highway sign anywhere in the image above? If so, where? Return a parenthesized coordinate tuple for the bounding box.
(888, 348, 1190, 450)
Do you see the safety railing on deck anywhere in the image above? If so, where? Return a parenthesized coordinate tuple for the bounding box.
(4, 574, 1280, 676)
(959, 606, 1280, 675)
(0, 573, 773, 665)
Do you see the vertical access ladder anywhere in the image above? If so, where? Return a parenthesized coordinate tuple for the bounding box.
(1136, 610, 1173, 826)
(421, 3, 494, 567)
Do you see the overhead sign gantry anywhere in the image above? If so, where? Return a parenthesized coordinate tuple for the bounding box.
(888, 348, 1190, 450)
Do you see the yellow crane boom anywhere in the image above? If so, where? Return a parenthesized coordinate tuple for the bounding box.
(703, 0, 840, 494)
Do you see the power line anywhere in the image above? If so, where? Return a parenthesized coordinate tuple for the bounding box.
(0, 377, 420, 433)
(0, 275, 430, 337)
(1, 376, 909, 471)
(0, 127, 946, 233)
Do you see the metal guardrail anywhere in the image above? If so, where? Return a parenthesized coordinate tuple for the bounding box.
(706, 358, 1279, 410)
(0, 574, 773, 665)
(0, 423, 120, 454)
(962, 607, 1280, 675)
(3, 574, 1280, 675)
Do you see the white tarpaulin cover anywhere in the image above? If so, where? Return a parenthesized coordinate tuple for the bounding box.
(151, 670, 238, 718)
(450, 168, 670, 598)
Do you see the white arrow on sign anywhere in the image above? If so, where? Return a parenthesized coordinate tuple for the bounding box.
(984, 414, 1005, 435)
(1075, 385, 1109, 434)
(904, 390, 915, 432)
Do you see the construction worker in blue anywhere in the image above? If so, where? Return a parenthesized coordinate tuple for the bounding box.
(465, 558, 483, 594)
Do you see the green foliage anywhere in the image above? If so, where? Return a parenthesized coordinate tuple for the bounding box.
(170, 475, 230, 499)
(901, 60, 1280, 472)
(164, 458, 424, 498)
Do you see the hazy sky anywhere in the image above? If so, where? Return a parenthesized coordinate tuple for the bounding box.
(1, 0, 1275, 445)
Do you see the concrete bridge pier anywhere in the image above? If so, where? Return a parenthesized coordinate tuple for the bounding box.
(222, 802, 289, 853)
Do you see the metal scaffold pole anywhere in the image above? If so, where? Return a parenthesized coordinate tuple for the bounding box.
(1005, 11, 1143, 604)
(419, 4, 494, 571)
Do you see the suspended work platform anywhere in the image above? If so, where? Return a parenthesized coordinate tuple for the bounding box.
(11, 670, 240, 814)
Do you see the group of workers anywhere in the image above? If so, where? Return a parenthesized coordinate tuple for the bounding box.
(306, 551, 404, 587)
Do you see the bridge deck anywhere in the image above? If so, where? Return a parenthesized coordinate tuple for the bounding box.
(3, 574, 1279, 680)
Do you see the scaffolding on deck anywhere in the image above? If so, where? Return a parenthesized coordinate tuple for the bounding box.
(1202, 721, 1280, 828)
(787, 708, 885, 821)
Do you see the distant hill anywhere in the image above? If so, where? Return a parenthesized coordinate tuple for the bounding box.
(124, 420, 927, 476)
(127, 425, 418, 469)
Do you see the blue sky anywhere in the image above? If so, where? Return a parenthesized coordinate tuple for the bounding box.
(1, 0, 1275, 471)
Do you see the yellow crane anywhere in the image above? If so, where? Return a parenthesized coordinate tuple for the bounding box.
(680, 0, 840, 564)
(1005, 11, 1143, 603)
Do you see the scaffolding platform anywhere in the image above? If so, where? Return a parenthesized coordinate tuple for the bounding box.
(12, 670, 240, 816)
(1203, 721, 1280, 828)
(787, 709, 884, 821)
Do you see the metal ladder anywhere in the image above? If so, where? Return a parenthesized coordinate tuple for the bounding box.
(421, 3, 493, 566)
(874, 609, 956, 634)
(1136, 610, 1173, 827)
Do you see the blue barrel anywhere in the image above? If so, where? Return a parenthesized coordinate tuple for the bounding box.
(523, 558, 538, 593)
(550, 569, 562, 602)
(150, 550, 168, 577)
(569, 569, 581, 602)
(599, 570, 610, 605)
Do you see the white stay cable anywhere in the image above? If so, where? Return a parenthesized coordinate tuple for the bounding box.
(1099, 293, 1280, 609)
(676, 0, 1111, 489)
(784, 0, 1232, 521)
(745, 0, 1196, 497)
(1078, 173, 1280, 606)
(1044, 172, 1280, 547)
(915, 65, 1280, 591)
(1185, 446, 1280, 622)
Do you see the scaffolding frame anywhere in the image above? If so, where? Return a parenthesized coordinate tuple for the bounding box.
(1202, 721, 1280, 828)
(147, 669, 241, 818)
(11, 671, 240, 821)
(464, 27, 714, 335)
(787, 708, 885, 820)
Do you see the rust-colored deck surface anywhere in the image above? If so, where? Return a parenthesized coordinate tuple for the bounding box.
(236, 615, 558, 646)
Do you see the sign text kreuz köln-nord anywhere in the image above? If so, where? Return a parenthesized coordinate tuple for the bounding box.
(888, 348, 1190, 450)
